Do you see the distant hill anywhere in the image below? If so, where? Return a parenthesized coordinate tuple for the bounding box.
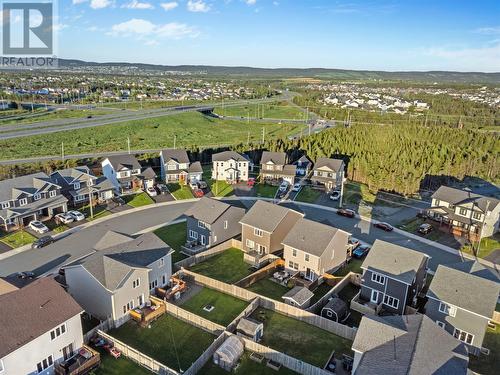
(58, 58, 500, 83)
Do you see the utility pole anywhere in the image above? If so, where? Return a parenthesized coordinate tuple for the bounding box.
(476, 200, 490, 256)
(127, 137, 131, 154)
(339, 170, 345, 208)
(247, 131, 250, 145)
(261, 127, 265, 144)
(61, 142, 64, 161)
(173, 135, 177, 149)
(88, 176, 94, 219)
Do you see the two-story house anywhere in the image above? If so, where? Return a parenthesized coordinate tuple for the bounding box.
(282, 218, 350, 281)
(211, 151, 249, 182)
(0, 172, 68, 232)
(64, 231, 173, 327)
(293, 155, 312, 176)
(159, 149, 202, 184)
(240, 200, 304, 267)
(260, 151, 296, 184)
(101, 154, 156, 194)
(0, 277, 84, 375)
(425, 260, 500, 355)
(50, 166, 115, 206)
(358, 240, 429, 315)
(425, 186, 500, 240)
(183, 197, 246, 254)
(310, 157, 345, 192)
(352, 314, 469, 375)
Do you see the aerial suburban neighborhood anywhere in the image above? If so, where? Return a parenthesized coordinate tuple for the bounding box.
(0, 1, 498, 375)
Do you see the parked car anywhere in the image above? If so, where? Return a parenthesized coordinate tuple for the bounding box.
(278, 181, 289, 192)
(193, 189, 204, 198)
(68, 210, 85, 221)
(32, 236, 54, 249)
(146, 186, 157, 197)
(374, 222, 394, 231)
(353, 244, 371, 258)
(337, 208, 355, 218)
(247, 178, 255, 187)
(17, 271, 35, 279)
(29, 220, 49, 234)
(158, 184, 169, 194)
(189, 181, 199, 190)
(198, 181, 208, 189)
(418, 223, 433, 235)
(329, 191, 340, 201)
(55, 212, 74, 224)
(348, 237, 360, 250)
(292, 183, 301, 192)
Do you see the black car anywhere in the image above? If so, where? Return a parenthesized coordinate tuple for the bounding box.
(374, 222, 394, 231)
(111, 196, 126, 206)
(418, 223, 433, 235)
(31, 235, 54, 249)
(17, 271, 35, 279)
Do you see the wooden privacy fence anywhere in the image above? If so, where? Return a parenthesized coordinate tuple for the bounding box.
(307, 272, 359, 314)
(97, 330, 179, 375)
(235, 257, 282, 288)
(175, 238, 241, 269)
(184, 332, 228, 375)
(183, 269, 357, 341)
(83, 318, 113, 344)
(226, 297, 261, 332)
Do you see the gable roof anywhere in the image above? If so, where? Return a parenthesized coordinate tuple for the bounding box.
(282, 286, 314, 306)
(184, 197, 244, 224)
(261, 151, 286, 165)
(361, 240, 428, 284)
(0, 277, 83, 358)
(104, 154, 141, 171)
(282, 218, 349, 257)
(160, 149, 190, 164)
(51, 166, 93, 185)
(212, 151, 247, 162)
(427, 261, 500, 318)
(239, 200, 303, 232)
(313, 157, 344, 173)
(353, 314, 468, 375)
(0, 172, 59, 202)
(431, 186, 499, 212)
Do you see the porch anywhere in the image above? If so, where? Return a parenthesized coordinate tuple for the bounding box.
(243, 251, 277, 268)
(182, 239, 209, 255)
(350, 291, 383, 316)
(54, 345, 100, 375)
(129, 297, 166, 327)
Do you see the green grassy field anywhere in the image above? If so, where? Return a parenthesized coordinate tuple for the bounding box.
(295, 186, 322, 203)
(189, 248, 253, 284)
(310, 283, 333, 306)
(153, 222, 188, 263)
(109, 314, 214, 372)
(210, 180, 234, 197)
(91, 349, 152, 375)
(215, 101, 306, 120)
(254, 184, 278, 198)
(123, 192, 154, 207)
(247, 278, 290, 300)
(0, 230, 36, 248)
(0, 108, 112, 126)
(201, 352, 299, 375)
(80, 203, 111, 221)
(334, 258, 363, 276)
(179, 287, 248, 326)
(0, 111, 306, 160)
(167, 183, 194, 200)
(461, 234, 500, 259)
(249, 308, 352, 367)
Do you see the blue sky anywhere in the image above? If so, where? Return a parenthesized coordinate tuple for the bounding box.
(54, 0, 500, 71)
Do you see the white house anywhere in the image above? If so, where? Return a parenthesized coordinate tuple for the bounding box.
(0, 277, 84, 375)
(212, 151, 249, 182)
(101, 154, 155, 194)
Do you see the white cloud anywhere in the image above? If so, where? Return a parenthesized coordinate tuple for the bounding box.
(160, 2, 178, 11)
(187, 0, 210, 13)
(474, 26, 500, 35)
(245, 0, 256, 5)
(109, 18, 199, 41)
(53, 23, 69, 31)
(72, 0, 88, 4)
(422, 43, 500, 72)
(90, 0, 112, 9)
(122, 0, 154, 9)
(273, 1, 279, 5)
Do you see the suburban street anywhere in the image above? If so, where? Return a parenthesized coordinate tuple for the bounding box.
(0, 198, 463, 279)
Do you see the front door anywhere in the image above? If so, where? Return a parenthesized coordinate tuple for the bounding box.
(62, 343, 74, 360)
(370, 290, 381, 303)
(306, 268, 314, 281)
(200, 234, 206, 245)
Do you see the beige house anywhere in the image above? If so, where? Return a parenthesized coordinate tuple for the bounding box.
(282, 218, 350, 281)
(310, 157, 345, 192)
(240, 200, 303, 267)
(212, 151, 249, 182)
(260, 151, 296, 184)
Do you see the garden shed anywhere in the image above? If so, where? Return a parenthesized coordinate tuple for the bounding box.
(213, 335, 244, 371)
(320, 297, 348, 322)
(236, 317, 264, 342)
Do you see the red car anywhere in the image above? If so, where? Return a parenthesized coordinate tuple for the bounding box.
(193, 189, 204, 198)
(337, 208, 355, 218)
(374, 222, 394, 231)
(247, 178, 255, 187)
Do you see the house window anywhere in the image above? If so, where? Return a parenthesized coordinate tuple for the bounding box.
(162, 275, 167, 285)
(189, 230, 198, 239)
(49, 191, 57, 198)
(459, 207, 467, 216)
(224, 220, 228, 229)
(288, 261, 298, 270)
(254, 228, 264, 237)
(246, 239, 254, 249)
(383, 295, 399, 309)
(124, 300, 134, 313)
(88, 179, 94, 186)
(370, 290, 381, 303)
(149, 280, 158, 290)
(256, 244, 267, 254)
(371, 272, 386, 285)
(34, 193, 41, 201)
(0, 201, 9, 209)
(198, 220, 209, 229)
(132, 278, 140, 288)
(292, 249, 297, 257)
(434, 199, 440, 206)
(50, 323, 66, 340)
(436, 321, 446, 329)
(19, 198, 28, 206)
(439, 302, 456, 317)
(36, 355, 53, 373)
(159, 258, 165, 267)
(454, 329, 474, 345)
(74, 182, 80, 190)
(472, 212, 482, 220)
(305, 254, 310, 262)
(288, 261, 294, 268)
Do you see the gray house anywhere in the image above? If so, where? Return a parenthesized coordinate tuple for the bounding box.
(50, 166, 115, 206)
(310, 157, 345, 192)
(425, 261, 500, 355)
(352, 314, 469, 375)
(260, 151, 296, 184)
(159, 149, 202, 184)
(359, 240, 429, 315)
(425, 186, 500, 240)
(64, 231, 173, 327)
(182, 197, 246, 254)
(293, 155, 312, 176)
(0, 172, 68, 232)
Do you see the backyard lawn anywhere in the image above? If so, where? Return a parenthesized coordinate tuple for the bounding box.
(179, 287, 248, 326)
(309, 282, 333, 306)
(153, 222, 188, 263)
(109, 314, 215, 372)
(189, 248, 254, 284)
(295, 186, 322, 203)
(254, 184, 277, 198)
(91, 349, 152, 375)
(210, 180, 234, 197)
(461, 234, 500, 259)
(0, 230, 36, 248)
(247, 278, 290, 301)
(249, 308, 352, 367)
(334, 258, 363, 277)
(167, 183, 194, 200)
(123, 192, 154, 207)
(469, 324, 499, 375)
(201, 351, 299, 375)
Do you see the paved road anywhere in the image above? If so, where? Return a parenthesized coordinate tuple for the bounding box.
(0, 199, 464, 278)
